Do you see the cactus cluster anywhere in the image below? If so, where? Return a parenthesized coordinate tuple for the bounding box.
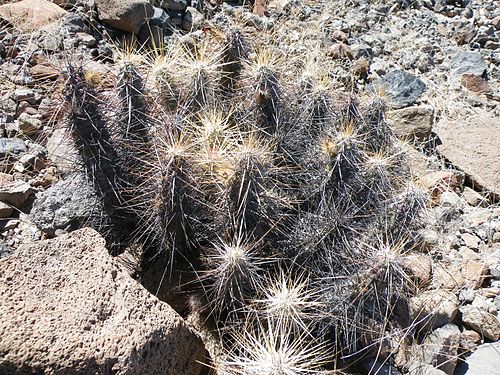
(60, 19, 428, 373)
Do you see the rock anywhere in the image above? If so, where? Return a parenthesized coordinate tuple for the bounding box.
(11, 89, 36, 104)
(328, 42, 353, 60)
(0, 201, 13, 218)
(408, 363, 448, 375)
(29, 174, 101, 236)
(95, 0, 154, 34)
(331, 29, 348, 43)
(418, 170, 464, 200)
(182, 6, 205, 31)
(351, 43, 374, 59)
(75, 32, 97, 47)
(17, 113, 43, 136)
(388, 105, 434, 143)
(0, 228, 207, 374)
(435, 115, 500, 197)
(439, 191, 464, 208)
(410, 290, 459, 331)
(0, 138, 26, 164)
(400, 142, 430, 180)
(30, 166, 59, 188)
(411, 324, 460, 375)
(460, 329, 481, 349)
(162, 0, 188, 11)
(381, 70, 426, 109)
(460, 305, 500, 341)
(451, 51, 488, 77)
(137, 7, 171, 47)
(352, 58, 370, 79)
(461, 74, 491, 93)
(30, 64, 60, 81)
(0, 0, 67, 32)
(46, 127, 80, 172)
(399, 254, 432, 286)
(462, 187, 485, 207)
(461, 233, 480, 250)
(462, 260, 487, 289)
(370, 58, 391, 76)
(59, 12, 88, 33)
(491, 16, 500, 30)
(0, 181, 32, 208)
(455, 342, 500, 375)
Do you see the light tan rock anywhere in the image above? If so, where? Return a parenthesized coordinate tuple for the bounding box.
(410, 289, 459, 332)
(0, 0, 67, 31)
(460, 305, 500, 341)
(388, 105, 434, 143)
(0, 180, 33, 208)
(436, 115, 500, 197)
(0, 228, 207, 374)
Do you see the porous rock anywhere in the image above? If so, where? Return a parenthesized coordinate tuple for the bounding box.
(29, 173, 102, 235)
(0, 228, 207, 374)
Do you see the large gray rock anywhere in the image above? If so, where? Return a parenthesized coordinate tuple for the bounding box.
(435, 115, 500, 197)
(381, 70, 427, 108)
(451, 52, 488, 77)
(455, 342, 500, 375)
(0, 228, 207, 374)
(29, 173, 103, 235)
(95, 0, 154, 34)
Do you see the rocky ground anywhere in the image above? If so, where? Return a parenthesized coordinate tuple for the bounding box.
(0, 0, 499, 374)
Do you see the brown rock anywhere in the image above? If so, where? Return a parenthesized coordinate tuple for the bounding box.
(399, 253, 432, 286)
(418, 170, 464, 201)
(388, 105, 434, 143)
(95, 0, 154, 34)
(0, 0, 67, 31)
(436, 115, 500, 197)
(432, 263, 465, 290)
(30, 64, 60, 81)
(460, 305, 500, 341)
(459, 329, 481, 352)
(353, 58, 370, 79)
(462, 260, 487, 289)
(0, 181, 32, 208)
(331, 30, 349, 44)
(0, 228, 207, 374)
(328, 43, 353, 60)
(491, 16, 500, 30)
(461, 74, 491, 93)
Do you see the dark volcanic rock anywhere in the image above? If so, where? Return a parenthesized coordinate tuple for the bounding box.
(381, 70, 427, 108)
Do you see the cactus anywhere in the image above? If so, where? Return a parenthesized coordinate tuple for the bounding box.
(58, 20, 428, 372)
